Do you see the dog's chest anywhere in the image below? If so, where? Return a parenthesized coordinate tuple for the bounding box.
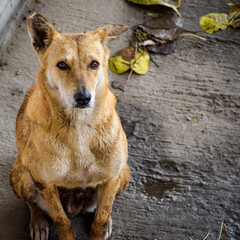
(43, 126, 106, 188)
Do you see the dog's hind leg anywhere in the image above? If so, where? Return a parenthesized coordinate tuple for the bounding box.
(10, 156, 49, 240)
(116, 163, 131, 196)
(10, 156, 76, 240)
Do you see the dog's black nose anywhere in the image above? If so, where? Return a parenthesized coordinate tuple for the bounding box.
(74, 87, 91, 107)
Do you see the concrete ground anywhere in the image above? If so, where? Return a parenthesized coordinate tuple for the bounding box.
(0, 0, 239, 239)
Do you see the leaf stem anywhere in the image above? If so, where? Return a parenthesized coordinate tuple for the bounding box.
(135, 30, 159, 67)
(202, 231, 211, 240)
(149, 54, 159, 68)
(122, 42, 138, 93)
(229, 18, 240, 28)
(224, 224, 229, 240)
(217, 222, 224, 240)
(180, 33, 207, 41)
(123, 68, 134, 92)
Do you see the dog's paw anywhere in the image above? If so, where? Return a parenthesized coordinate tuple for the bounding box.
(104, 217, 112, 240)
(30, 213, 49, 240)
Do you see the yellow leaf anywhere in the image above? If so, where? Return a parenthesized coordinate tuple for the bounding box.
(230, 18, 240, 29)
(109, 56, 130, 74)
(228, 2, 240, 19)
(127, 0, 181, 9)
(199, 13, 229, 34)
(131, 51, 150, 75)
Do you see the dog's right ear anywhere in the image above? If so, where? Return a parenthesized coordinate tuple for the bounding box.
(28, 13, 55, 55)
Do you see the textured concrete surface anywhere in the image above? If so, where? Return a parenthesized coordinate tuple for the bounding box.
(0, 0, 240, 239)
(0, 0, 31, 53)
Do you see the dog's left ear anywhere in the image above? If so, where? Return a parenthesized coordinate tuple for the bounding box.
(94, 24, 128, 44)
(28, 13, 56, 55)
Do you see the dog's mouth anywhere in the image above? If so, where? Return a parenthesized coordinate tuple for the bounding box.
(74, 104, 91, 109)
(67, 99, 94, 109)
(73, 100, 94, 109)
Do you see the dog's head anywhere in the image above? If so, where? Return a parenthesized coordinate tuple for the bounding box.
(28, 13, 127, 109)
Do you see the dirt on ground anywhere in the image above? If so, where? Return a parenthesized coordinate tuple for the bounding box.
(0, 0, 239, 240)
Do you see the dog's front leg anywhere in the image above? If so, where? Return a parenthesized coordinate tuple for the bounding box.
(90, 177, 120, 240)
(36, 183, 76, 240)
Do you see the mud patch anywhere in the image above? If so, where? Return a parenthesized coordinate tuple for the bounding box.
(10, 87, 24, 96)
(0, 59, 8, 67)
(111, 81, 124, 91)
(120, 116, 138, 138)
(138, 177, 182, 200)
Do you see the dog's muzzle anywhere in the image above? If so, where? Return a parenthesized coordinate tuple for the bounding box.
(74, 87, 91, 108)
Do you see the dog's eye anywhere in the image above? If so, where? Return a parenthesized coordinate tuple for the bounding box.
(89, 61, 99, 70)
(57, 61, 69, 70)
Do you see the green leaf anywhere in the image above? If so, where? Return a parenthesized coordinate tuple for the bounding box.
(199, 13, 229, 34)
(127, 0, 181, 8)
(186, 116, 198, 121)
(131, 51, 150, 75)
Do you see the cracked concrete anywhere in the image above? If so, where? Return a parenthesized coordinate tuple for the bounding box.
(0, 0, 239, 239)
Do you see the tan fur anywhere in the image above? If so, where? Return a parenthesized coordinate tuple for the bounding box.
(10, 13, 130, 240)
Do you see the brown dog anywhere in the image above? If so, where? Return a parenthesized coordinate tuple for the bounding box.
(10, 13, 130, 240)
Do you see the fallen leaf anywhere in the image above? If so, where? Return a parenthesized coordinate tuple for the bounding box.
(228, 2, 240, 29)
(135, 7, 183, 54)
(141, 39, 156, 46)
(138, 24, 182, 41)
(186, 116, 198, 121)
(109, 46, 136, 74)
(228, 2, 240, 19)
(109, 47, 149, 74)
(126, 0, 181, 9)
(230, 18, 240, 28)
(131, 51, 150, 74)
(199, 13, 229, 34)
(139, 8, 183, 41)
(146, 40, 176, 54)
(109, 56, 130, 74)
(112, 46, 135, 61)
